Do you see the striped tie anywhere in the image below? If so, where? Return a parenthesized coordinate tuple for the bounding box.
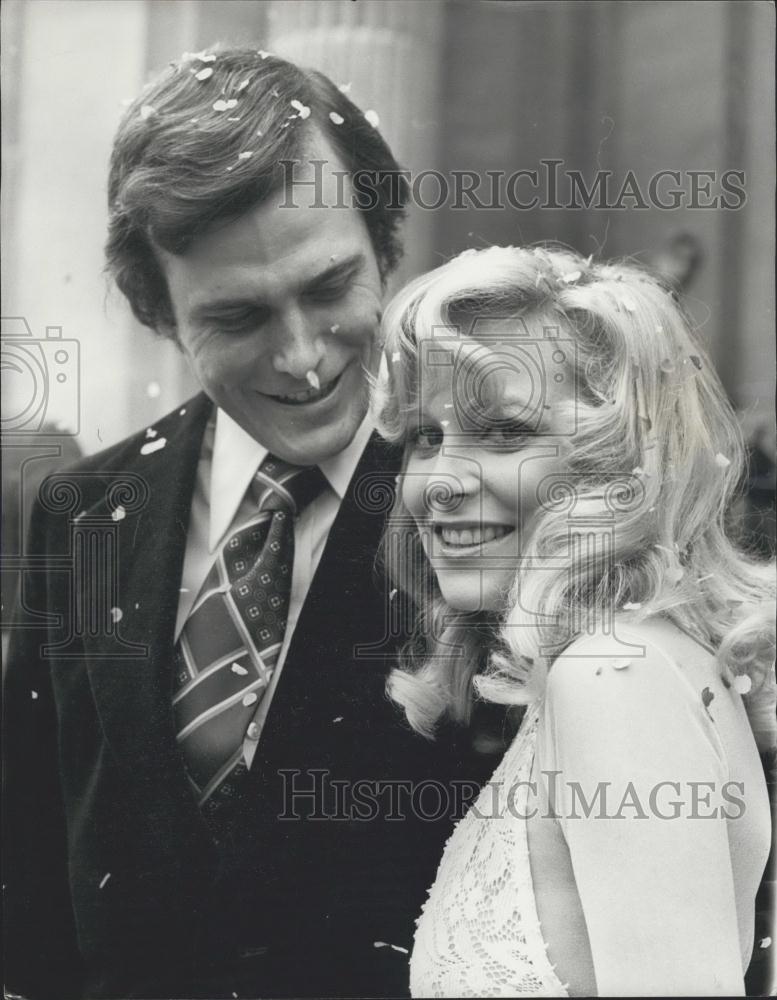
(172, 454, 327, 826)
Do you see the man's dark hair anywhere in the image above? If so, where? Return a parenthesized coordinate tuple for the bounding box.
(106, 47, 409, 335)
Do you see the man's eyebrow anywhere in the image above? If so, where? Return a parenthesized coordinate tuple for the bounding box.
(188, 252, 366, 324)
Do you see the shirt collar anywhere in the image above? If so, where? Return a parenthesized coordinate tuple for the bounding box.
(208, 407, 374, 552)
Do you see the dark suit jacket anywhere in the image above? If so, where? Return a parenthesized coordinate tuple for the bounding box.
(4, 394, 498, 1000)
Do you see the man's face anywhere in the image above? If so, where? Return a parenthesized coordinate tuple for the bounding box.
(159, 134, 384, 465)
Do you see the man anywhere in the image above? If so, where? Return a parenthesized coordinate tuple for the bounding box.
(4, 48, 496, 999)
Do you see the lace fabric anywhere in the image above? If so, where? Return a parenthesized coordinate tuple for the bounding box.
(410, 700, 568, 998)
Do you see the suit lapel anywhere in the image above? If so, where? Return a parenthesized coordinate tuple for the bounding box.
(82, 393, 212, 794)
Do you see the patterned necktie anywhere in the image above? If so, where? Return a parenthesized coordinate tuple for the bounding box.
(172, 454, 327, 825)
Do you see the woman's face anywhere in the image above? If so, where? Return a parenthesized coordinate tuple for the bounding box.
(401, 315, 577, 612)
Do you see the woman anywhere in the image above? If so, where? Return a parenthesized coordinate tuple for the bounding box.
(373, 245, 775, 996)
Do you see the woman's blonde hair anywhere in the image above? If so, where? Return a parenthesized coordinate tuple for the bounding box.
(373, 245, 775, 745)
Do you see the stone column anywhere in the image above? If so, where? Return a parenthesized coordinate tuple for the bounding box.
(267, 0, 446, 291)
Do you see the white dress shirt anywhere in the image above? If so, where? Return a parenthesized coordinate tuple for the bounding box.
(175, 407, 374, 767)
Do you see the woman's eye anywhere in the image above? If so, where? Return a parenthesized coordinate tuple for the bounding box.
(410, 425, 443, 453)
(486, 420, 531, 448)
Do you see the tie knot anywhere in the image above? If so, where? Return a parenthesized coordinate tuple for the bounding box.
(252, 454, 328, 516)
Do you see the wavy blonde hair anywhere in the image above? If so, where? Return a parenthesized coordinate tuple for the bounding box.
(373, 245, 775, 747)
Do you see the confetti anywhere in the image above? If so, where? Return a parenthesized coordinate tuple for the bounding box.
(697, 573, 714, 583)
(759, 937, 772, 949)
(99, 873, 112, 889)
(655, 326, 664, 335)
(146, 381, 161, 398)
(31, 690, 39, 700)
(145, 427, 158, 438)
(194, 52, 216, 63)
(332, 716, 344, 723)
(330, 324, 340, 333)
(134, 602, 140, 609)
(247, 722, 260, 740)
(701, 687, 714, 709)
(622, 601, 642, 610)
(255, 129, 263, 136)
(714, 452, 731, 469)
(111, 506, 126, 522)
(305, 370, 320, 389)
(140, 105, 156, 120)
(329, 111, 345, 125)
(391, 945, 409, 954)
(231, 663, 249, 676)
(560, 270, 582, 284)
(237, 77, 252, 92)
(440, 420, 450, 427)
(290, 98, 311, 119)
(179, 588, 190, 593)
(258, 50, 271, 59)
(243, 692, 258, 707)
(213, 98, 238, 112)
(391, 351, 401, 362)
(389, 588, 398, 600)
(338, 82, 352, 93)
(444, 403, 454, 409)
(140, 438, 167, 455)
(364, 109, 380, 128)
(612, 658, 631, 670)
(179, 407, 187, 415)
(110, 607, 123, 623)
(732, 674, 752, 695)
(632, 466, 646, 477)
(194, 67, 213, 81)
(238, 151, 254, 160)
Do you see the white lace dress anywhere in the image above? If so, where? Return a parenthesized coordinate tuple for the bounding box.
(410, 700, 568, 998)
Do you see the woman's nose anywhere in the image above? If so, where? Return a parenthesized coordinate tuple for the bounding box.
(271, 307, 324, 378)
(422, 450, 482, 515)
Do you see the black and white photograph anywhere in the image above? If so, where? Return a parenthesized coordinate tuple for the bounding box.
(2, 1, 775, 997)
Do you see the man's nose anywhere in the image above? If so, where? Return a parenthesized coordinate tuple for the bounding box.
(271, 307, 324, 378)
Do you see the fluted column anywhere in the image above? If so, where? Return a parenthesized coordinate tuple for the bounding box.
(267, 0, 446, 290)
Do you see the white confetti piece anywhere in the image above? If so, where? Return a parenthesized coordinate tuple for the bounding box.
(332, 716, 344, 723)
(290, 99, 311, 119)
(560, 270, 582, 284)
(632, 466, 645, 477)
(390, 944, 409, 954)
(110, 607, 123, 623)
(194, 67, 213, 81)
(213, 98, 238, 112)
(237, 77, 252, 92)
(111, 506, 126, 522)
(231, 663, 249, 676)
(145, 427, 158, 438)
(612, 658, 631, 670)
(256, 129, 263, 136)
(99, 872, 111, 889)
(227, 117, 241, 122)
(31, 690, 38, 700)
(697, 573, 714, 583)
(238, 150, 253, 160)
(389, 588, 398, 601)
(179, 588, 190, 593)
(195, 52, 216, 63)
(364, 109, 380, 128)
(146, 381, 161, 398)
(338, 82, 352, 93)
(373, 941, 388, 949)
(440, 420, 450, 427)
(243, 692, 258, 707)
(759, 937, 772, 949)
(134, 602, 140, 609)
(330, 323, 340, 333)
(140, 104, 155, 120)
(391, 351, 401, 362)
(258, 50, 271, 59)
(622, 601, 642, 610)
(714, 452, 731, 469)
(732, 674, 752, 695)
(179, 407, 187, 415)
(305, 369, 320, 389)
(140, 437, 167, 455)
(329, 111, 345, 125)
